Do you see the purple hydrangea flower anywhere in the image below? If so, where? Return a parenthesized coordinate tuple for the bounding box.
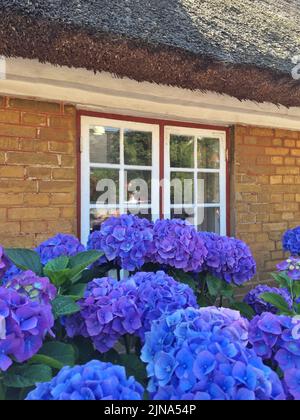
(282, 226, 300, 256)
(36, 234, 85, 265)
(88, 215, 154, 271)
(141, 307, 284, 400)
(0, 287, 54, 371)
(26, 360, 144, 400)
(244, 285, 292, 315)
(150, 219, 208, 272)
(200, 232, 256, 285)
(126, 271, 198, 340)
(2, 264, 22, 284)
(277, 257, 300, 281)
(0, 246, 9, 279)
(5, 270, 57, 305)
(65, 277, 141, 353)
(249, 312, 300, 399)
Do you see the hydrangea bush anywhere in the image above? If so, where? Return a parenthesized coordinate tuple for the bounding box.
(0, 218, 299, 401)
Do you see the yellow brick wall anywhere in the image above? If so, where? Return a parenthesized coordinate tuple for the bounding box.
(233, 125, 300, 286)
(0, 96, 77, 247)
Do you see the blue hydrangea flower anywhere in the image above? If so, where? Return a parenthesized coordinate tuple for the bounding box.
(249, 312, 300, 399)
(142, 307, 283, 400)
(283, 226, 300, 256)
(200, 232, 256, 285)
(88, 215, 154, 271)
(36, 233, 85, 265)
(244, 285, 292, 315)
(5, 270, 57, 305)
(0, 246, 9, 279)
(277, 257, 300, 281)
(0, 287, 54, 371)
(150, 219, 208, 272)
(2, 264, 22, 284)
(26, 360, 144, 400)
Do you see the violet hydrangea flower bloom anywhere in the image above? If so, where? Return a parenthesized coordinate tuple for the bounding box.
(65, 277, 141, 353)
(5, 270, 57, 305)
(125, 271, 198, 340)
(282, 226, 300, 256)
(150, 219, 207, 272)
(244, 285, 292, 315)
(277, 257, 300, 281)
(249, 312, 300, 400)
(26, 360, 144, 400)
(200, 232, 256, 285)
(0, 287, 54, 371)
(0, 246, 9, 279)
(88, 215, 154, 271)
(141, 307, 284, 400)
(36, 233, 85, 265)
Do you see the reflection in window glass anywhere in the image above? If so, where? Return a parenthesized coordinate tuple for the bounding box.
(89, 126, 120, 164)
(170, 171, 194, 205)
(125, 170, 152, 205)
(90, 168, 119, 205)
(126, 208, 152, 221)
(170, 135, 194, 168)
(171, 207, 195, 226)
(198, 138, 220, 169)
(90, 208, 120, 231)
(197, 207, 220, 233)
(198, 173, 220, 203)
(124, 130, 152, 166)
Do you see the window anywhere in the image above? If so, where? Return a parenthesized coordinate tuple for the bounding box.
(81, 117, 160, 244)
(164, 126, 227, 235)
(80, 116, 228, 243)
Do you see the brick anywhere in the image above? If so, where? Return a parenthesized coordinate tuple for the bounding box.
(61, 207, 76, 218)
(291, 149, 300, 157)
(284, 139, 296, 148)
(0, 193, 23, 206)
(49, 141, 74, 154)
(0, 180, 36, 193)
(24, 193, 50, 206)
(276, 166, 299, 175)
(50, 193, 75, 205)
(270, 194, 283, 203)
(272, 138, 282, 146)
(262, 222, 288, 232)
(52, 168, 76, 180)
(0, 124, 36, 138)
(265, 147, 289, 156)
(0, 166, 24, 178)
(271, 156, 283, 165)
(49, 116, 74, 129)
(8, 98, 61, 114)
(0, 222, 20, 234)
(283, 175, 295, 184)
(8, 207, 60, 221)
(39, 128, 73, 142)
(22, 113, 47, 126)
(274, 203, 298, 212)
(249, 127, 274, 137)
(38, 181, 75, 193)
(0, 137, 19, 150)
(0, 110, 20, 124)
(26, 167, 51, 180)
(285, 157, 296, 165)
(275, 129, 298, 139)
(47, 219, 74, 233)
(7, 152, 58, 166)
(21, 221, 48, 234)
(63, 105, 76, 115)
(270, 175, 282, 185)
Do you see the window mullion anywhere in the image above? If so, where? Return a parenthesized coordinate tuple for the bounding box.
(120, 128, 125, 214)
(194, 136, 198, 228)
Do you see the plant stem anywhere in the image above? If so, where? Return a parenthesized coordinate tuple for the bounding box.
(123, 335, 130, 354)
(0, 381, 6, 401)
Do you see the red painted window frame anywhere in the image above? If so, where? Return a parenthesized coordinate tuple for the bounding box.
(76, 110, 231, 239)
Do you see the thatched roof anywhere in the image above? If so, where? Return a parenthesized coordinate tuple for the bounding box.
(1, 0, 300, 106)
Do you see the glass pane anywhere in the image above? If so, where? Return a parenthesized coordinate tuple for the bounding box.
(90, 208, 120, 231)
(90, 168, 119, 205)
(89, 126, 120, 164)
(171, 207, 195, 226)
(170, 135, 194, 168)
(124, 130, 152, 166)
(171, 171, 194, 205)
(125, 170, 152, 205)
(198, 173, 220, 203)
(197, 207, 220, 233)
(198, 137, 220, 169)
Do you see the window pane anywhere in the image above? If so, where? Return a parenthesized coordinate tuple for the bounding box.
(90, 208, 120, 231)
(198, 137, 220, 169)
(198, 173, 220, 203)
(170, 135, 194, 168)
(125, 170, 152, 205)
(90, 126, 120, 164)
(171, 207, 195, 226)
(126, 207, 152, 221)
(197, 207, 220, 233)
(124, 130, 152, 166)
(90, 168, 119, 205)
(171, 171, 194, 205)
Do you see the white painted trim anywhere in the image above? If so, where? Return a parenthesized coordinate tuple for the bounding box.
(0, 58, 300, 131)
(80, 116, 160, 244)
(164, 126, 227, 235)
